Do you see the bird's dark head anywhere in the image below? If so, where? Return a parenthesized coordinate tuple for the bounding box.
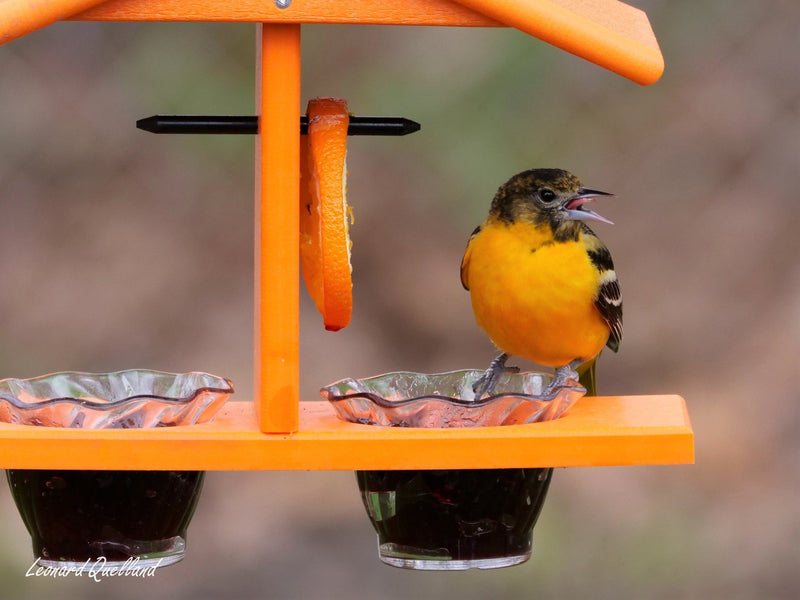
(489, 168, 614, 237)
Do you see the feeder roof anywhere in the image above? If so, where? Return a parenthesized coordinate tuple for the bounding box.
(0, 0, 663, 84)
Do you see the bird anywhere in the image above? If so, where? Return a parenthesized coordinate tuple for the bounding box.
(460, 168, 622, 399)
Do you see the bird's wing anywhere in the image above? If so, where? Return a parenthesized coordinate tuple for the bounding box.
(460, 225, 482, 291)
(582, 225, 623, 352)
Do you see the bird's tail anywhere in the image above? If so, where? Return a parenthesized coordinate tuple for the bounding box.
(576, 357, 598, 397)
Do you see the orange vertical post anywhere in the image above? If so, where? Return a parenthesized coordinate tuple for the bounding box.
(255, 23, 301, 433)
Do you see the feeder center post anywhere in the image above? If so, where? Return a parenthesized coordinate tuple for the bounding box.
(255, 23, 302, 434)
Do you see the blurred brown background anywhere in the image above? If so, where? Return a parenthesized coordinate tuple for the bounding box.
(1, 1, 798, 598)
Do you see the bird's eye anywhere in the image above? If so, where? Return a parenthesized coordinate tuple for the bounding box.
(539, 188, 557, 203)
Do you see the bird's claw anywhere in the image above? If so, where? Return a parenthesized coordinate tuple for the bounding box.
(543, 358, 584, 398)
(472, 353, 519, 400)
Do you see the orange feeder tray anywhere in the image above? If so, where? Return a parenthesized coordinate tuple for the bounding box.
(0, 0, 692, 471)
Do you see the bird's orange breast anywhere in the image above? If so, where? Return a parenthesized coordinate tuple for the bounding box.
(463, 220, 609, 367)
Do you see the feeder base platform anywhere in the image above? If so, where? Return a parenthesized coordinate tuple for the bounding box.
(0, 395, 693, 470)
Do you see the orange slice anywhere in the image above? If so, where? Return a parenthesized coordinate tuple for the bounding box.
(299, 97, 352, 331)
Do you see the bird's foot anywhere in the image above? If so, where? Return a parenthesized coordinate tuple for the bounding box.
(472, 353, 519, 400)
(543, 358, 584, 398)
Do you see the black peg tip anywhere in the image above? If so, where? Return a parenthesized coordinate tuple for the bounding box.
(136, 116, 157, 133)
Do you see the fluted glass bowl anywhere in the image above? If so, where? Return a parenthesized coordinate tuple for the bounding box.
(0, 369, 234, 429)
(321, 369, 584, 428)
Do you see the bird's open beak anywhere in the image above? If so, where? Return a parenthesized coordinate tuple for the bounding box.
(565, 188, 615, 225)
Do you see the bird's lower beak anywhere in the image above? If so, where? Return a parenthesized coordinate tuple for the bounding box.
(565, 188, 615, 225)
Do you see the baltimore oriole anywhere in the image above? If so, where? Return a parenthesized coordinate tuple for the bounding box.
(460, 168, 622, 398)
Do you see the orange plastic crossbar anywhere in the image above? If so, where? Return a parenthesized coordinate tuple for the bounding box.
(255, 24, 302, 433)
(72, 0, 501, 26)
(0, 395, 694, 470)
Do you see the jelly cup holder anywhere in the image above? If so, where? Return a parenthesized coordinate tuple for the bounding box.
(322, 369, 585, 570)
(0, 369, 233, 570)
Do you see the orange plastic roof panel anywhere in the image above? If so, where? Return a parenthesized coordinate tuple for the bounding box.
(3, 0, 664, 84)
(450, 0, 664, 84)
(71, 0, 663, 84)
(0, 0, 111, 45)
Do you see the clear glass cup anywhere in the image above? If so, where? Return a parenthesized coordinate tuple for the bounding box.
(357, 467, 553, 570)
(7, 469, 205, 569)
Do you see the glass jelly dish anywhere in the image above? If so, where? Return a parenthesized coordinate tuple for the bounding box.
(1, 369, 233, 571)
(322, 369, 584, 570)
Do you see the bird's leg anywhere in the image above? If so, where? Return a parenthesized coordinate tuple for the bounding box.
(544, 358, 584, 397)
(472, 353, 519, 400)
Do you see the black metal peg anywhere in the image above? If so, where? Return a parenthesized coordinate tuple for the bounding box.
(136, 115, 421, 136)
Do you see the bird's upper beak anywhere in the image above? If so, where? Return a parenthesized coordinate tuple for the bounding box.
(565, 188, 615, 225)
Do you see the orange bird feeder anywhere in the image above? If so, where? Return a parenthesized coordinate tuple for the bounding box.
(0, 0, 692, 471)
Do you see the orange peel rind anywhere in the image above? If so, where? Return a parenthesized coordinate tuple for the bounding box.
(299, 97, 352, 331)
